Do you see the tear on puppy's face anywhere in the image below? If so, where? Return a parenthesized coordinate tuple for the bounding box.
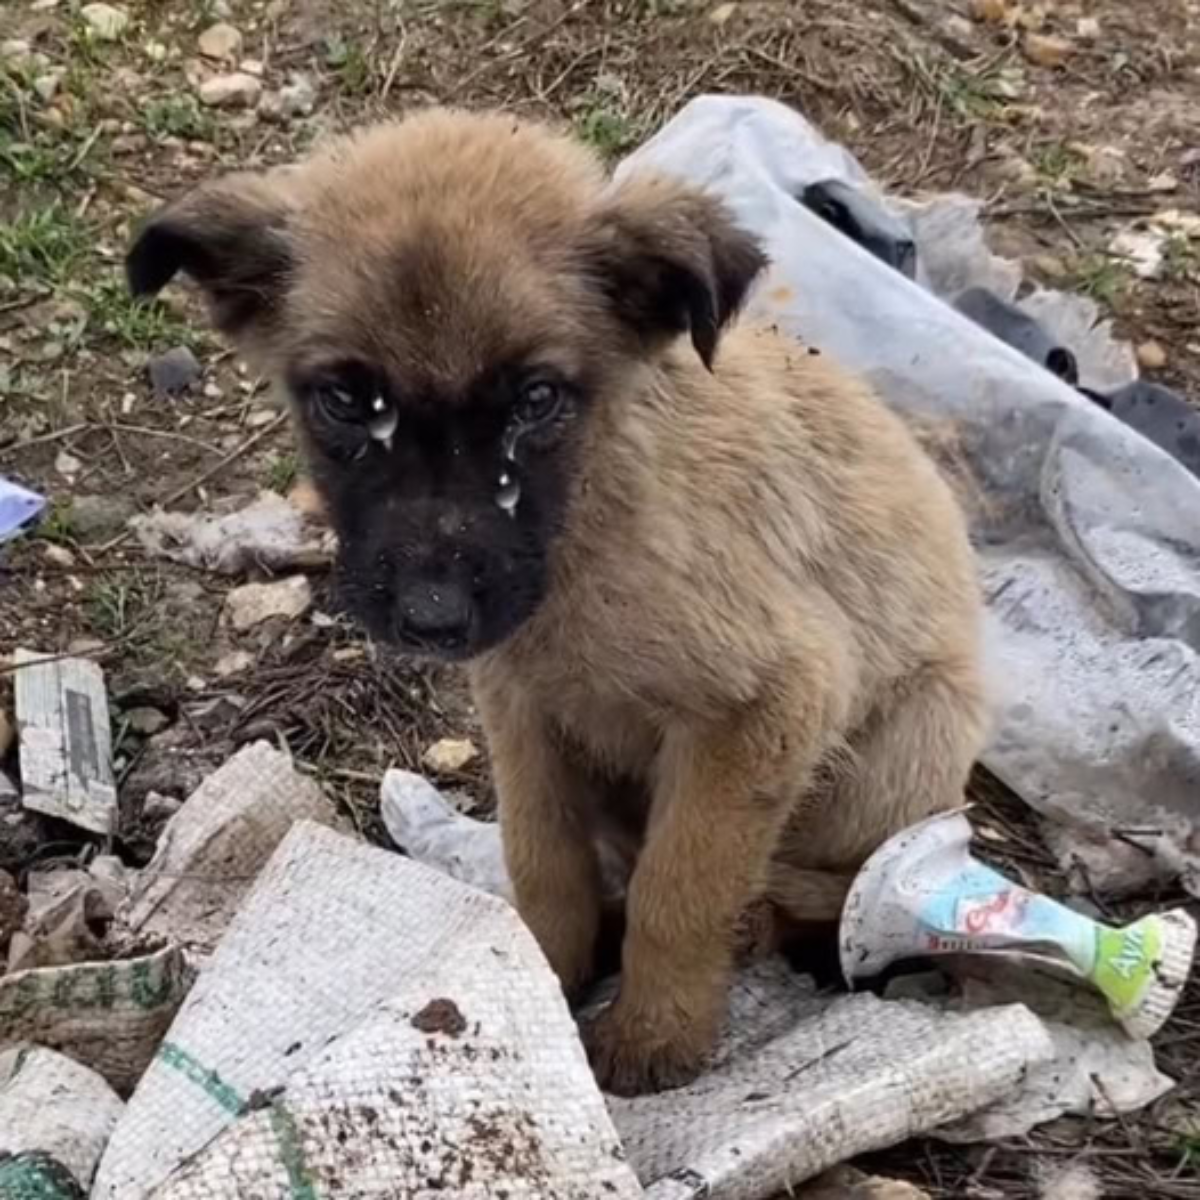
(126, 109, 765, 661)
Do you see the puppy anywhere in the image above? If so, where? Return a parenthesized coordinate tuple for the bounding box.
(126, 109, 988, 1096)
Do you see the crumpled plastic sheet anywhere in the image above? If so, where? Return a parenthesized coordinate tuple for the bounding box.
(129, 490, 334, 575)
(616, 96, 1200, 897)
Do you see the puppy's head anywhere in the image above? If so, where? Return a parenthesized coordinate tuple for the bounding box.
(127, 109, 765, 660)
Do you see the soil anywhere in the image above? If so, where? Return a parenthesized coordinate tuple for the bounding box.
(1, 0, 1198, 1195)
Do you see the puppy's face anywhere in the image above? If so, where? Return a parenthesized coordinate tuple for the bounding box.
(126, 110, 764, 660)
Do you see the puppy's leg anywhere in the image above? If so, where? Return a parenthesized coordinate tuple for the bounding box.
(775, 657, 988, 907)
(584, 711, 821, 1095)
(476, 688, 605, 996)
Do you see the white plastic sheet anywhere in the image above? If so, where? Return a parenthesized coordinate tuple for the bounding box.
(617, 96, 1200, 895)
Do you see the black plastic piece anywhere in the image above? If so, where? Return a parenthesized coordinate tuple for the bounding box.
(802, 179, 918, 279)
(952, 287, 1079, 385)
(1080, 380, 1200, 479)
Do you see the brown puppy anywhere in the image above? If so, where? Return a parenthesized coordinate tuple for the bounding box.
(126, 109, 988, 1096)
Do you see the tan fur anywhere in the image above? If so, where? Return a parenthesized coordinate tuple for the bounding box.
(129, 108, 988, 1096)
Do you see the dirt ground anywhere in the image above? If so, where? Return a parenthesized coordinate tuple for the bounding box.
(1, 0, 1198, 1195)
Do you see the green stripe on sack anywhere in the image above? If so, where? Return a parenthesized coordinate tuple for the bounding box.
(269, 1103, 319, 1200)
(0, 1152, 85, 1200)
(156, 1042, 245, 1115)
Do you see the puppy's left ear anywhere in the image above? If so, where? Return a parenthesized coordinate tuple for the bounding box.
(584, 174, 766, 369)
(126, 171, 297, 345)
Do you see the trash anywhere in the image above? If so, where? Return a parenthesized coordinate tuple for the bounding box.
(381, 768, 514, 902)
(618, 96, 1200, 896)
(0, 945, 196, 1093)
(606, 976, 1052, 1199)
(14, 650, 118, 837)
(952, 287, 1078, 383)
(94, 822, 643, 1200)
(1081, 380, 1200, 479)
(386, 776, 1182, 1164)
(801, 179, 917, 279)
(9, 868, 111, 973)
(116, 741, 342, 955)
(422, 735, 480, 774)
(146, 346, 201, 397)
(910, 968, 1175, 1141)
(0, 1045, 124, 1198)
(841, 812, 1196, 1039)
(132, 490, 334, 576)
(0, 476, 46, 543)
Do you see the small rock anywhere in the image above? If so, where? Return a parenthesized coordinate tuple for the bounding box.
(423, 737, 480, 775)
(277, 73, 316, 118)
(238, 58, 264, 76)
(215, 649, 254, 677)
(71, 494, 136, 540)
(1076, 16, 1101, 39)
(800, 1167, 930, 1199)
(0, 868, 26, 950)
(66, 637, 106, 656)
(0, 711, 12, 757)
(33, 71, 64, 102)
(246, 407, 278, 428)
(1, 39, 33, 65)
(142, 790, 184, 824)
(198, 71, 262, 109)
(55, 450, 82, 478)
(1137, 340, 1167, 371)
(44, 544, 76, 568)
(197, 21, 242, 60)
(287, 478, 326, 518)
(969, 0, 1009, 21)
(225, 575, 313, 630)
(1147, 171, 1179, 194)
(1031, 253, 1069, 281)
(1111, 228, 1165, 280)
(148, 345, 202, 396)
(125, 706, 171, 736)
(708, 2, 736, 24)
(1022, 32, 1072, 67)
(81, 2, 130, 40)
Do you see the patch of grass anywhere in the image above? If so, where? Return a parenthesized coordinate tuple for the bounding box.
(574, 104, 638, 158)
(38, 500, 78, 546)
(1069, 253, 1129, 306)
(0, 205, 93, 289)
(84, 576, 150, 640)
(324, 36, 373, 94)
(1030, 141, 1081, 186)
(1163, 233, 1197, 283)
(142, 94, 216, 142)
(82, 275, 201, 352)
(265, 452, 300, 495)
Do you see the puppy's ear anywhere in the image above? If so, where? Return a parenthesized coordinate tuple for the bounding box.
(126, 173, 295, 341)
(584, 175, 766, 369)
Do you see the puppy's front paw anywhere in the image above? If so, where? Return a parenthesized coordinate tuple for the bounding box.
(582, 1001, 713, 1096)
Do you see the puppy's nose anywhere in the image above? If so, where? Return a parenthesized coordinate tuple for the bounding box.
(396, 579, 471, 638)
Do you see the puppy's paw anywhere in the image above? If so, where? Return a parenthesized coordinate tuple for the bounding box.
(582, 1002, 712, 1096)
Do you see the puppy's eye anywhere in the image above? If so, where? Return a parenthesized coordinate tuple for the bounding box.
(515, 381, 562, 425)
(315, 383, 365, 423)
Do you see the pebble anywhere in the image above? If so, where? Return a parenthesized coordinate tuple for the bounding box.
(197, 21, 243, 60)
(260, 73, 316, 122)
(198, 71, 262, 109)
(125, 706, 171, 736)
(215, 649, 254, 677)
(142, 790, 184, 824)
(423, 737, 480, 775)
(969, 0, 1008, 20)
(55, 450, 82, 478)
(81, 2, 130, 40)
(1, 39, 32, 65)
(148, 345, 202, 396)
(70, 493, 136, 540)
(1022, 32, 1072, 67)
(44, 544, 76, 568)
(225, 575, 313, 630)
(1137, 341, 1167, 371)
(33, 71, 64, 102)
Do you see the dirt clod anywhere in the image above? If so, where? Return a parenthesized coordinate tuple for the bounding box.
(410, 998, 468, 1038)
